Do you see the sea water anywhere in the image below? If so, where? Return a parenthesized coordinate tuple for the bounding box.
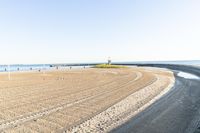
(178, 72, 199, 79)
(0, 64, 51, 72)
(117, 60, 200, 65)
(0, 64, 91, 72)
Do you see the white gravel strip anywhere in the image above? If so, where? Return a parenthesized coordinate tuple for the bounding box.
(65, 73, 175, 133)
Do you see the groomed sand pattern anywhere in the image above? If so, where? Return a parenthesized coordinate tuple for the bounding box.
(0, 67, 174, 132)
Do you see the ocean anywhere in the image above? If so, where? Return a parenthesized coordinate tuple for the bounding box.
(115, 60, 200, 65)
(0, 64, 91, 72)
(0, 64, 51, 72)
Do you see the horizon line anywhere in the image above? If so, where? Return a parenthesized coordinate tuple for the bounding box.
(0, 60, 199, 66)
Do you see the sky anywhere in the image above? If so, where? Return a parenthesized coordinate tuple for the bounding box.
(0, 0, 200, 64)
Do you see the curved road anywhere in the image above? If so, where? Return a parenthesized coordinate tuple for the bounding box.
(111, 65, 200, 133)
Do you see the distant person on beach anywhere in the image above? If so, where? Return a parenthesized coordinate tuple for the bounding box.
(5, 68, 6, 71)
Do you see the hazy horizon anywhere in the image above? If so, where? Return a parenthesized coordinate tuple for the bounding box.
(0, 60, 199, 66)
(0, 0, 200, 64)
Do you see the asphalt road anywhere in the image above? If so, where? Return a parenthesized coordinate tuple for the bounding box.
(111, 65, 200, 133)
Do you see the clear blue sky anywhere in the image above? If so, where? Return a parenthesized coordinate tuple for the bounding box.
(0, 0, 199, 64)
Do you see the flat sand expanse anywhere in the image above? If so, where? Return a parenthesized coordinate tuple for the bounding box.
(0, 67, 174, 132)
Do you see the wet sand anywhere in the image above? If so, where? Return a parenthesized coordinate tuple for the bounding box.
(0, 67, 174, 132)
(111, 65, 200, 133)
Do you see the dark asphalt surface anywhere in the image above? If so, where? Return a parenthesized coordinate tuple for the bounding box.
(111, 65, 200, 133)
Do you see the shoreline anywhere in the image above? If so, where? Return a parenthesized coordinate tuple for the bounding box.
(111, 65, 200, 133)
(0, 66, 90, 74)
(65, 68, 175, 133)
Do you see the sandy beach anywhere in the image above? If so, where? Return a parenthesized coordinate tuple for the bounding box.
(0, 67, 174, 132)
